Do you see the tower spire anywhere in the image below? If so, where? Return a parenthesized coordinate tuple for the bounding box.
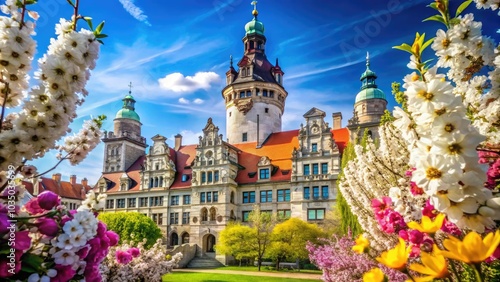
(366, 52, 370, 68)
(251, 1, 258, 18)
(230, 55, 233, 68)
(128, 81, 133, 94)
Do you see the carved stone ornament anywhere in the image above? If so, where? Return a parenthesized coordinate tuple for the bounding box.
(217, 215, 223, 222)
(258, 156, 271, 166)
(192, 217, 198, 223)
(235, 98, 254, 115)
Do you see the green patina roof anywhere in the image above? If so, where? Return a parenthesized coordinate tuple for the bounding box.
(355, 87, 386, 103)
(115, 108, 140, 122)
(360, 68, 377, 80)
(245, 18, 265, 35)
(124, 94, 135, 100)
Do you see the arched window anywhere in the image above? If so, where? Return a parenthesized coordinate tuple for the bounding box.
(159, 176, 163, 187)
(149, 178, 153, 188)
(209, 207, 216, 221)
(154, 177, 159, 187)
(230, 191, 235, 204)
(170, 233, 178, 246)
(181, 233, 190, 244)
(201, 208, 208, 221)
(121, 183, 126, 191)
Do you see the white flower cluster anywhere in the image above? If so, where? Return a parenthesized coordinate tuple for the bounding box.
(78, 190, 106, 211)
(0, 12, 100, 170)
(474, 0, 500, 14)
(100, 239, 182, 282)
(431, 13, 500, 143)
(58, 118, 103, 165)
(339, 123, 414, 251)
(396, 66, 500, 232)
(49, 209, 98, 274)
(0, 1, 36, 108)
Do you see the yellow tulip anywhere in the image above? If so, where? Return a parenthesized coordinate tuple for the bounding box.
(376, 238, 411, 270)
(352, 234, 370, 254)
(363, 268, 386, 282)
(439, 230, 500, 264)
(409, 245, 449, 281)
(407, 213, 445, 233)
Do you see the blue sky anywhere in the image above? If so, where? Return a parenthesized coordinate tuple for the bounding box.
(22, 0, 498, 184)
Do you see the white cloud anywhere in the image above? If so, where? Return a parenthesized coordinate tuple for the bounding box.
(169, 130, 203, 146)
(119, 0, 151, 26)
(178, 98, 190, 104)
(193, 98, 204, 104)
(158, 72, 221, 93)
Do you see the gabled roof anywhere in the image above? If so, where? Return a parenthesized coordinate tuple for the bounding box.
(170, 145, 197, 190)
(233, 53, 278, 85)
(99, 155, 145, 192)
(303, 107, 326, 118)
(38, 178, 92, 200)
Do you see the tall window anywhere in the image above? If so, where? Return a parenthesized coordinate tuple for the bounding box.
(200, 192, 206, 203)
(201, 208, 208, 221)
(277, 189, 290, 202)
(128, 198, 136, 208)
(169, 213, 178, 225)
(303, 164, 310, 175)
(242, 211, 251, 222)
(243, 191, 255, 203)
(117, 199, 125, 208)
(308, 209, 325, 220)
(182, 212, 190, 224)
(242, 133, 248, 142)
(278, 209, 291, 219)
(201, 172, 206, 183)
(139, 197, 147, 207)
(150, 196, 163, 207)
(207, 192, 212, 203)
(106, 199, 114, 209)
(183, 195, 191, 205)
(312, 163, 319, 175)
(239, 91, 245, 98)
(152, 213, 163, 225)
(303, 187, 310, 200)
(263, 89, 268, 97)
(322, 186, 329, 199)
(214, 171, 219, 182)
(321, 163, 328, 174)
(313, 186, 320, 199)
(207, 171, 213, 182)
(259, 168, 270, 179)
(213, 191, 218, 202)
(260, 190, 272, 203)
(312, 143, 318, 152)
(171, 196, 179, 206)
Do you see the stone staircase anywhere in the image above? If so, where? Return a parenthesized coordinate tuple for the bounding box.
(186, 254, 224, 269)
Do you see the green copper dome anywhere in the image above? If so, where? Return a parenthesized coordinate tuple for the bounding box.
(115, 94, 140, 122)
(355, 52, 386, 103)
(245, 18, 264, 35)
(355, 88, 386, 103)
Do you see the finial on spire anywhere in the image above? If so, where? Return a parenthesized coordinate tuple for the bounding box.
(230, 55, 233, 68)
(128, 82, 133, 94)
(366, 52, 370, 68)
(276, 58, 279, 66)
(251, 1, 258, 18)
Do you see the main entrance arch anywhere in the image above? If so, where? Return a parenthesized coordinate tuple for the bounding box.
(204, 234, 216, 253)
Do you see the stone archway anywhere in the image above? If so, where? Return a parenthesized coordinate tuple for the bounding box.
(204, 234, 216, 253)
(170, 232, 178, 246)
(181, 232, 190, 244)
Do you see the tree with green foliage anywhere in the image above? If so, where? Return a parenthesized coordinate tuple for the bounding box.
(337, 142, 363, 236)
(266, 218, 324, 270)
(98, 212, 162, 249)
(248, 205, 277, 271)
(216, 223, 258, 266)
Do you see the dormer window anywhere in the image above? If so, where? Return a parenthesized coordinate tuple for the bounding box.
(259, 168, 270, 179)
(312, 143, 318, 152)
(263, 90, 268, 97)
(269, 91, 274, 98)
(181, 174, 189, 182)
(240, 91, 245, 98)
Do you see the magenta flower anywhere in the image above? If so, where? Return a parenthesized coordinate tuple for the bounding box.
(76, 245, 90, 260)
(24, 198, 44, 215)
(116, 250, 133, 264)
(52, 264, 76, 282)
(37, 191, 60, 210)
(127, 247, 140, 258)
(371, 197, 392, 220)
(106, 231, 119, 246)
(13, 230, 31, 251)
(422, 200, 436, 219)
(0, 250, 22, 277)
(35, 217, 59, 238)
(0, 212, 10, 234)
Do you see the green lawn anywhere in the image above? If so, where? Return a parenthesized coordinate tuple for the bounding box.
(216, 266, 322, 275)
(162, 272, 319, 282)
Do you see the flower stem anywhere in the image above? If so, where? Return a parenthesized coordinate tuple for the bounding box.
(73, 0, 79, 31)
(0, 81, 8, 133)
(472, 263, 483, 282)
(20, 0, 27, 28)
(450, 260, 462, 282)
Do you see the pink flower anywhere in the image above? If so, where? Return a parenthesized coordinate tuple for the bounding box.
(24, 198, 44, 215)
(441, 219, 462, 236)
(35, 217, 59, 238)
(127, 247, 140, 258)
(37, 191, 60, 210)
(51, 264, 76, 282)
(116, 250, 133, 264)
(409, 182, 424, 195)
(371, 197, 392, 220)
(0, 250, 22, 277)
(0, 212, 10, 234)
(422, 200, 436, 219)
(84, 264, 102, 282)
(408, 230, 423, 244)
(13, 230, 31, 251)
(106, 231, 119, 246)
(76, 245, 90, 260)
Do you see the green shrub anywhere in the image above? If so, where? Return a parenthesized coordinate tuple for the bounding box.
(98, 212, 162, 249)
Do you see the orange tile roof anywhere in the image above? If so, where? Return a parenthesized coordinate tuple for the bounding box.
(100, 155, 145, 192)
(38, 178, 92, 200)
(331, 127, 350, 153)
(170, 145, 197, 190)
(22, 181, 34, 195)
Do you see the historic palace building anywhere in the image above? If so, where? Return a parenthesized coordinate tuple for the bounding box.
(95, 5, 386, 265)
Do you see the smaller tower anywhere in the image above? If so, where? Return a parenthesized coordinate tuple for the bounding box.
(348, 53, 387, 141)
(102, 82, 147, 173)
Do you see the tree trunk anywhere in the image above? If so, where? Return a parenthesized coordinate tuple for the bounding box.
(276, 258, 280, 271)
(258, 258, 262, 271)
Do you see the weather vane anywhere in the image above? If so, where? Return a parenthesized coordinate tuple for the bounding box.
(366, 52, 370, 67)
(251, 1, 258, 17)
(128, 82, 133, 94)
